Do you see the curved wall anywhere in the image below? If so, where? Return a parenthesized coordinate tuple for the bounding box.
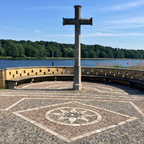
(5, 66, 74, 80)
(0, 69, 5, 89)
(0, 66, 144, 89)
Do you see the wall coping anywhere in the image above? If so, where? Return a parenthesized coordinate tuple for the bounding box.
(4, 66, 144, 72)
(5, 66, 73, 70)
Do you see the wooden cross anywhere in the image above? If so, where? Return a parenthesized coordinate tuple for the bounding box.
(63, 5, 93, 90)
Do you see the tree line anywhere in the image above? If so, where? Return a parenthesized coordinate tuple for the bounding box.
(0, 39, 144, 59)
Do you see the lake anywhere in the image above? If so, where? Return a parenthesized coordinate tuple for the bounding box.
(0, 59, 144, 69)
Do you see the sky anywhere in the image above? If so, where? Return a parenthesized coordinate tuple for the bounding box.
(0, 0, 144, 50)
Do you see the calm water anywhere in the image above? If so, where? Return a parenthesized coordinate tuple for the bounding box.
(0, 59, 144, 69)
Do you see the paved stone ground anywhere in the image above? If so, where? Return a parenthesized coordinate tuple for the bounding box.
(0, 81, 144, 144)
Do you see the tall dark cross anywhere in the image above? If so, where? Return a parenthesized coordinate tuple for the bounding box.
(63, 5, 93, 90)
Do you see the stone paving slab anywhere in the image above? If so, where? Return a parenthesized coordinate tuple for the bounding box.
(0, 81, 144, 143)
(0, 96, 24, 110)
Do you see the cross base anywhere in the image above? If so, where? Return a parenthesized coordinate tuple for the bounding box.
(73, 65, 82, 90)
(73, 83, 82, 90)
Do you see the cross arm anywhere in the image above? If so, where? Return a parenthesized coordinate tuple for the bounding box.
(63, 18, 76, 26)
(80, 18, 93, 25)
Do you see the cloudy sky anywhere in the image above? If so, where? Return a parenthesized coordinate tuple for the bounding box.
(0, 0, 144, 49)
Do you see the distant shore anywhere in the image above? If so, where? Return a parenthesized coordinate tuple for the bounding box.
(0, 57, 144, 60)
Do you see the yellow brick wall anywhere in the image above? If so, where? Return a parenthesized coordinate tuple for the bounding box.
(5, 67, 74, 80)
(0, 69, 5, 89)
(81, 67, 144, 81)
(2, 66, 144, 82)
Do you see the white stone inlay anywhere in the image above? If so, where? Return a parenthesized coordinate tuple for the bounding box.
(45, 107, 102, 126)
(13, 101, 138, 143)
(5, 98, 25, 111)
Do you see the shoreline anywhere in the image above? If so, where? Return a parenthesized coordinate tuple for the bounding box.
(0, 57, 144, 60)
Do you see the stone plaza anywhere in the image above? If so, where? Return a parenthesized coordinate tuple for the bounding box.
(0, 5, 144, 144)
(0, 81, 144, 143)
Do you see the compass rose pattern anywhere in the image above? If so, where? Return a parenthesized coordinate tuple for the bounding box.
(45, 107, 102, 126)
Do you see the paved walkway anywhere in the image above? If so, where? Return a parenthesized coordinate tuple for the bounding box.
(0, 81, 144, 144)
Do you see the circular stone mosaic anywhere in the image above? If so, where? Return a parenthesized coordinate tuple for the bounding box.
(45, 107, 102, 126)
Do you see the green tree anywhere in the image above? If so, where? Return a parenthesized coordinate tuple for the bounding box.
(0, 41, 2, 47)
(89, 50, 95, 58)
(0, 39, 144, 59)
(127, 50, 138, 59)
(114, 51, 124, 58)
(99, 51, 108, 58)
(62, 48, 69, 57)
(82, 51, 89, 58)
(38, 45, 46, 57)
(95, 49, 100, 58)
(25, 45, 39, 57)
(6, 41, 19, 58)
(68, 49, 75, 57)
(105, 48, 114, 58)
(17, 44, 25, 57)
(0, 47, 6, 57)
(81, 44, 88, 58)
